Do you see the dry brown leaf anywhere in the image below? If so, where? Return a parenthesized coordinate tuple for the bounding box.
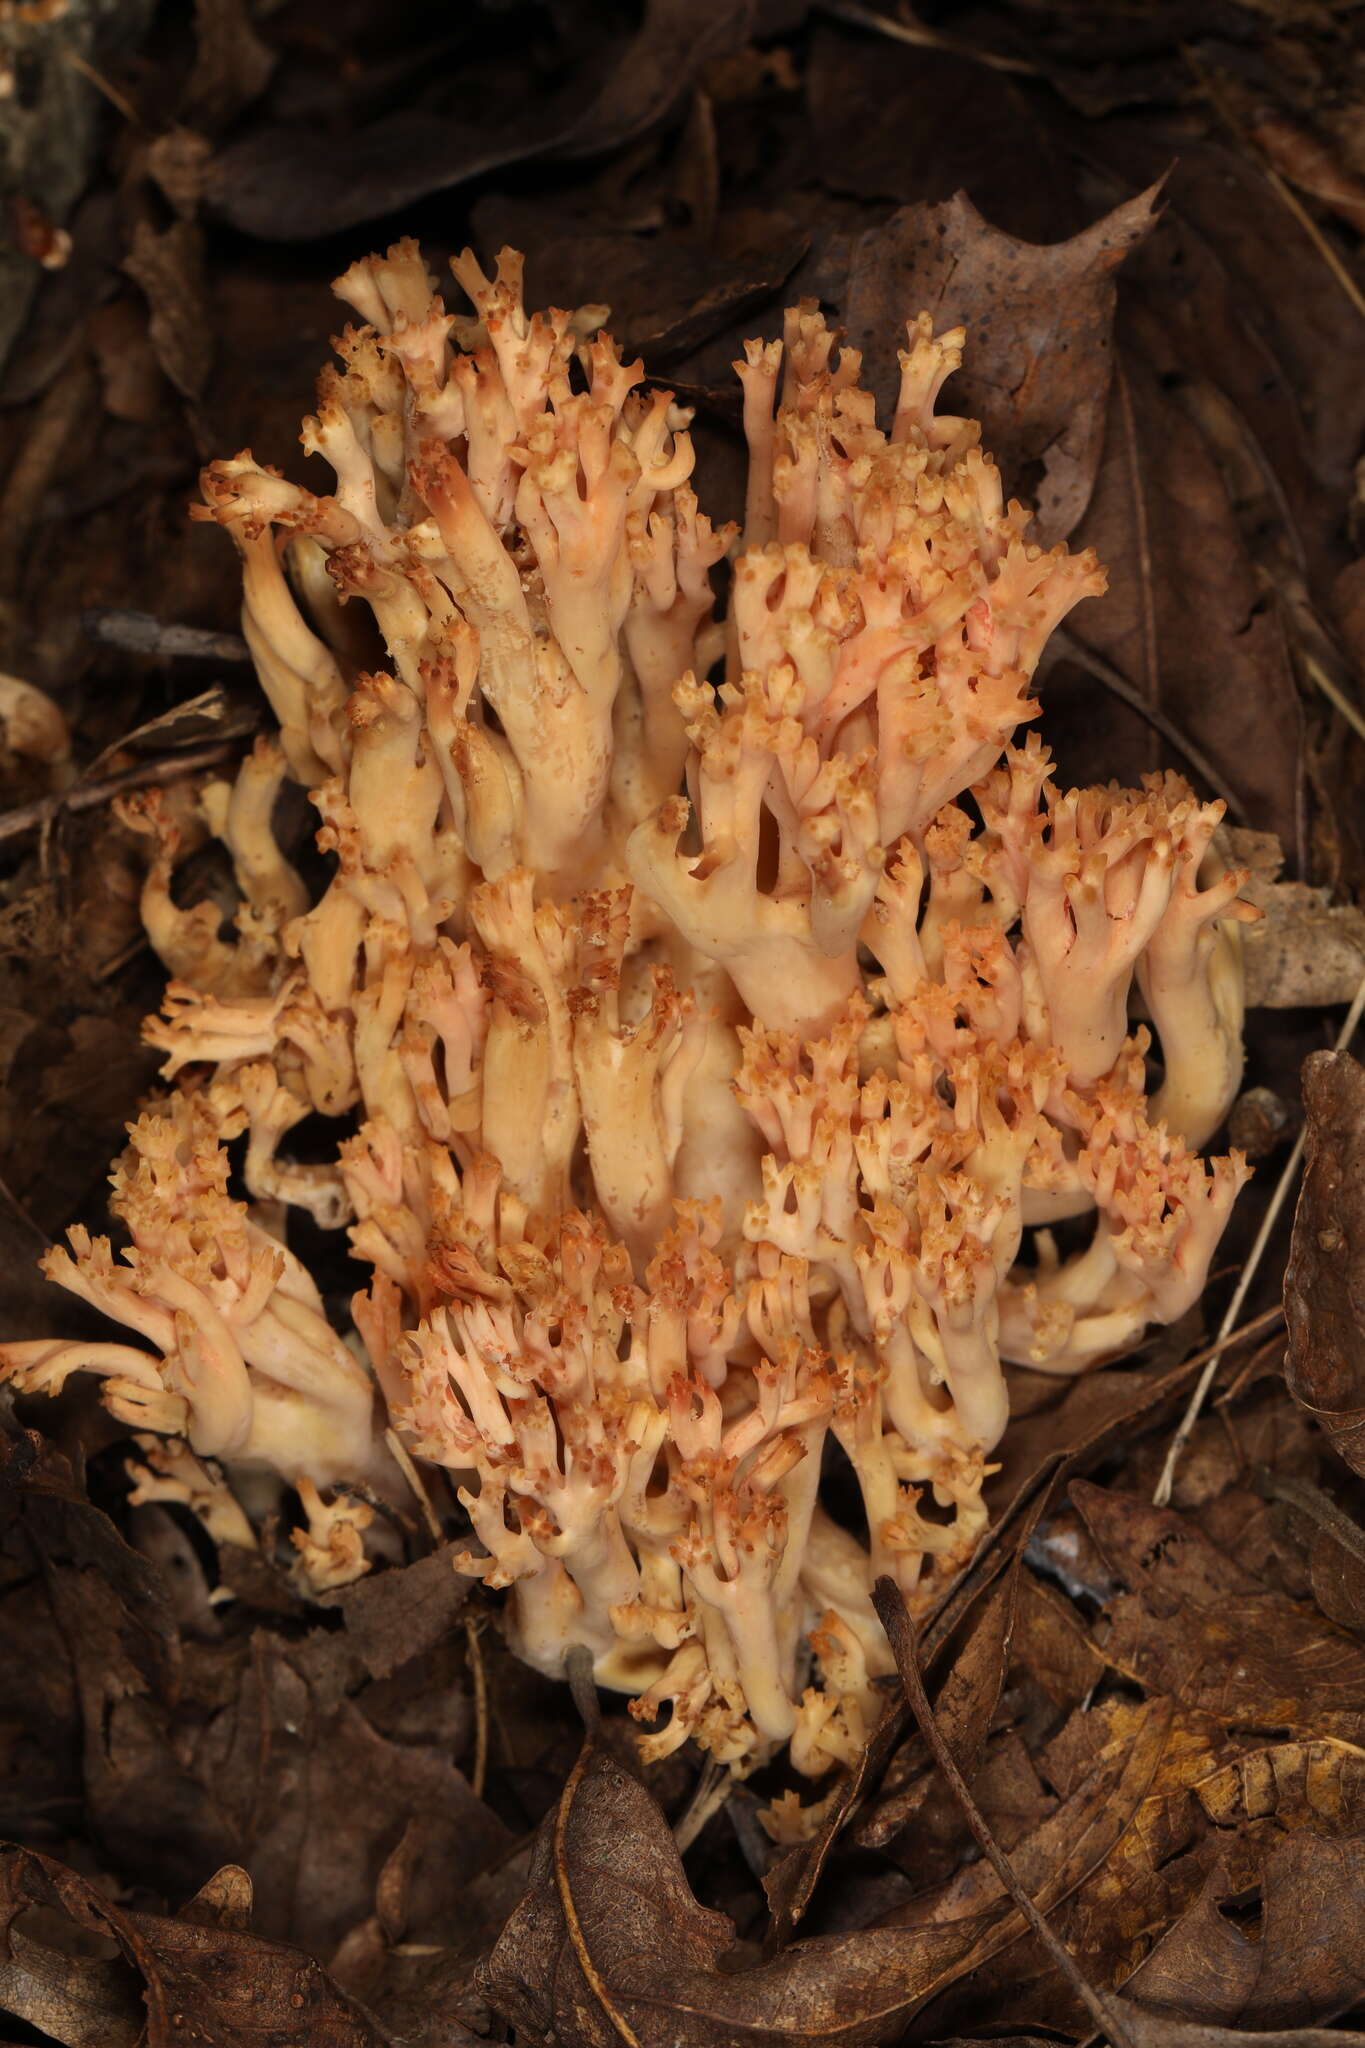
(1074, 1483, 1365, 1742)
(1011, 1572, 1106, 1713)
(932, 1569, 1023, 1785)
(122, 219, 213, 412)
(0, 1847, 383, 2048)
(1194, 1737, 1365, 1832)
(841, 184, 1161, 544)
(206, 0, 760, 240)
(1125, 1833, 1365, 2030)
(484, 1708, 1171, 2048)
(1285, 1049, 1365, 1474)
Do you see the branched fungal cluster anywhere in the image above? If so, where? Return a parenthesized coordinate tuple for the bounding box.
(0, 241, 1255, 1782)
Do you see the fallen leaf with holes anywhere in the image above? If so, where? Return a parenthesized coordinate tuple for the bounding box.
(840, 184, 1160, 544)
(1124, 1829, 1365, 2030)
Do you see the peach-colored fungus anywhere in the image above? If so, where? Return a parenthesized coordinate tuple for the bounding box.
(1, 241, 1255, 1786)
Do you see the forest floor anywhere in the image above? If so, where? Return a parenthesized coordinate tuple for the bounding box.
(3, 3, 1365, 2043)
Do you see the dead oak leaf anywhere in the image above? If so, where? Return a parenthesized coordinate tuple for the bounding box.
(841, 183, 1161, 543)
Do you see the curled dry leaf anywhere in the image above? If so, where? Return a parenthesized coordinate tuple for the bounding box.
(1124, 1831, 1365, 2031)
(483, 1704, 1181, 2048)
(1285, 1049, 1365, 1474)
(1195, 1737, 1365, 1832)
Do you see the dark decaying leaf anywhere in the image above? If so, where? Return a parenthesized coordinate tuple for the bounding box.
(926, 1568, 1021, 1785)
(841, 184, 1161, 544)
(1249, 1468, 1365, 1634)
(122, 220, 214, 412)
(192, 1666, 510, 1959)
(483, 1702, 1176, 2048)
(1073, 1482, 1365, 1741)
(803, 22, 1078, 246)
(0, 1433, 235, 1888)
(1010, 1571, 1106, 1713)
(944, 2033, 1365, 2048)
(0, 1429, 505, 1966)
(1053, 320, 1304, 853)
(470, 184, 810, 374)
(1308, 1525, 1365, 1635)
(206, 0, 761, 240)
(294, 1538, 479, 1714)
(0, 1847, 384, 2048)
(1285, 1049, 1365, 1475)
(181, 0, 277, 135)
(1124, 1832, 1365, 2031)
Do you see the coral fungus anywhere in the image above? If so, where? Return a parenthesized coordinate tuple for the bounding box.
(1, 241, 1255, 1775)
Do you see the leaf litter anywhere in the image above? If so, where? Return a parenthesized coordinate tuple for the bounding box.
(5, 1, 1365, 2044)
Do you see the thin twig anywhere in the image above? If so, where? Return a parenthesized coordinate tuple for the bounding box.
(383, 1426, 443, 1544)
(1252, 1466, 1365, 1570)
(1116, 362, 1160, 717)
(1153, 965, 1365, 1505)
(1166, 1302, 1284, 1381)
(673, 1758, 730, 1853)
(62, 45, 142, 125)
(82, 609, 253, 664)
(1298, 648, 1365, 749)
(818, 0, 1040, 73)
(873, 1578, 1139, 2048)
(1047, 630, 1246, 820)
(0, 741, 241, 848)
(464, 1615, 489, 1801)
